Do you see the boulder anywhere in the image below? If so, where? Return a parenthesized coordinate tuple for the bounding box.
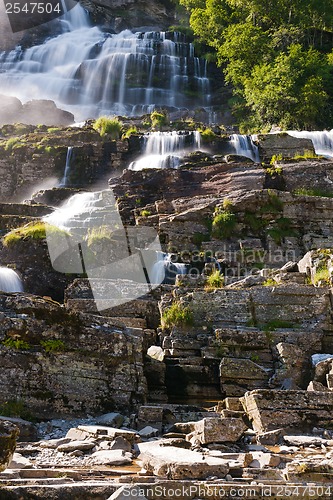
(242, 389, 333, 432)
(138, 442, 229, 479)
(66, 425, 139, 444)
(187, 417, 247, 445)
(57, 440, 96, 452)
(0, 416, 37, 442)
(95, 413, 124, 428)
(0, 421, 19, 472)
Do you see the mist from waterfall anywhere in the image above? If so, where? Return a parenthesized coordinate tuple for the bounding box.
(0, 3, 211, 121)
(129, 131, 202, 170)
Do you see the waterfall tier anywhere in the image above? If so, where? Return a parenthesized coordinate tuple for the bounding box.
(287, 130, 333, 157)
(229, 134, 260, 162)
(129, 131, 202, 170)
(0, 268, 23, 293)
(0, 4, 211, 121)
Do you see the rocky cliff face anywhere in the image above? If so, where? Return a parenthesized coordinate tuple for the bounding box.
(80, 0, 177, 31)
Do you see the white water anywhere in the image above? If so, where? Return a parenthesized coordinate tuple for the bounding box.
(129, 131, 202, 170)
(0, 267, 24, 292)
(59, 146, 74, 187)
(229, 134, 260, 162)
(0, 4, 211, 121)
(287, 130, 333, 157)
(151, 252, 187, 283)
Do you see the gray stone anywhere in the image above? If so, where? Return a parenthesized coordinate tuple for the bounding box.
(57, 440, 96, 452)
(0, 416, 37, 442)
(138, 442, 229, 479)
(188, 417, 247, 445)
(87, 450, 133, 466)
(138, 426, 159, 438)
(95, 413, 124, 428)
(66, 426, 139, 444)
(257, 429, 285, 445)
(7, 453, 32, 469)
(284, 435, 329, 447)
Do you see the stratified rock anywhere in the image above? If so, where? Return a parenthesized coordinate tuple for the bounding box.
(138, 441, 229, 479)
(57, 440, 96, 452)
(187, 417, 247, 445)
(66, 426, 139, 444)
(257, 133, 315, 160)
(220, 358, 271, 396)
(242, 389, 333, 433)
(0, 421, 19, 472)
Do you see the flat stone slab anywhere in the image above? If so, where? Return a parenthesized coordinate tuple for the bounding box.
(138, 441, 229, 479)
(242, 390, 333, 432)
(66, 426, 139, 444)
(87, 450, 133, 466)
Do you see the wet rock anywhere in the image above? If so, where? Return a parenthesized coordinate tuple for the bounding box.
(0, 420, 19, 472)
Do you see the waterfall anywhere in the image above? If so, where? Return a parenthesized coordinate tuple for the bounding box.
(151, 253, 187, 284)
(129, 131, 202, 170)
(287, 130, 333, 157)
(229, 134, 260, 162)
(59, 146, 74, 187)
(0, 268, 23, 292)
(0, 4, 212, 121)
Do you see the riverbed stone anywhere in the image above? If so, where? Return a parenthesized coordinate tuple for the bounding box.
(187, 417, 247, 445)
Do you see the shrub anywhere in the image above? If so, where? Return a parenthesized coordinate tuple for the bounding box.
(40, 339, 66, 353)
(313, 267, 331, 286)
(161, 302, 193, 329)
(212, 208, 237, 239)
(205, 270, 224, 289)
(199, 127, 216, 142)
(270, 154, 283, 165)
(86, 225, 113, 247)
(3, 222, 69, 247)
(263, 319, 296, 331)
(122, 126, 138, 139)
(4, 137, 20, 151)
(263, 278, 277, 286)
(294, 187, 333, 198)
(3, 338, 30, 350)
(151, 110, 169, 129)
(260, 190, 284, 213)
(93, 116, 123, 139)
(140, 209, 151, 218)
(293, 149, 318, 160)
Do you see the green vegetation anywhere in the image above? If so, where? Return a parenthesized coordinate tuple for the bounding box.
(40, 339, 66, 353)
(261, 190, 284, 213)
(0, 400, 32, 420)
(4, 137, 21, 151)
(93, 116, 123, 139)
(205, 270, 224, 289)
(266, 166, 283, 176)
(263, 319, 296, 331)
(161, 302, 193, 329)
(122, 126, 138, 139)
(86, 225, 113, 247)
(3, 338, 30, 350)
(263, 278, 277, 286)
(294, 187, 333, 198)
(151, 110, 169, 129)
(140, 209, 151, 218)
(313, 267, 331, 286)
(267, 216, 295, 244)
(192, 232, 210, 246)
(180, 0, 333, 131)
(3, 222, 69, 247)
(212, 206, 237, 239)
(292, 149, 319, 160)
(199, 127, 216, 142)
(47, 127, 61, 133)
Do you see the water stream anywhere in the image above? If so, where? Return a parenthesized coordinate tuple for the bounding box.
(0, 3, 211, 121)
(0, 267, 24, 292)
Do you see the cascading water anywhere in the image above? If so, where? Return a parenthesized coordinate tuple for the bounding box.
(59, 146, 74, 187)
(0, 4, 211, 121)
(0, 267, 23, 292)
(151, 252, 187, 284)
(129, 131, 202, 170)
(229, 134, 260, 162)
(287, 130, 333, 157)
